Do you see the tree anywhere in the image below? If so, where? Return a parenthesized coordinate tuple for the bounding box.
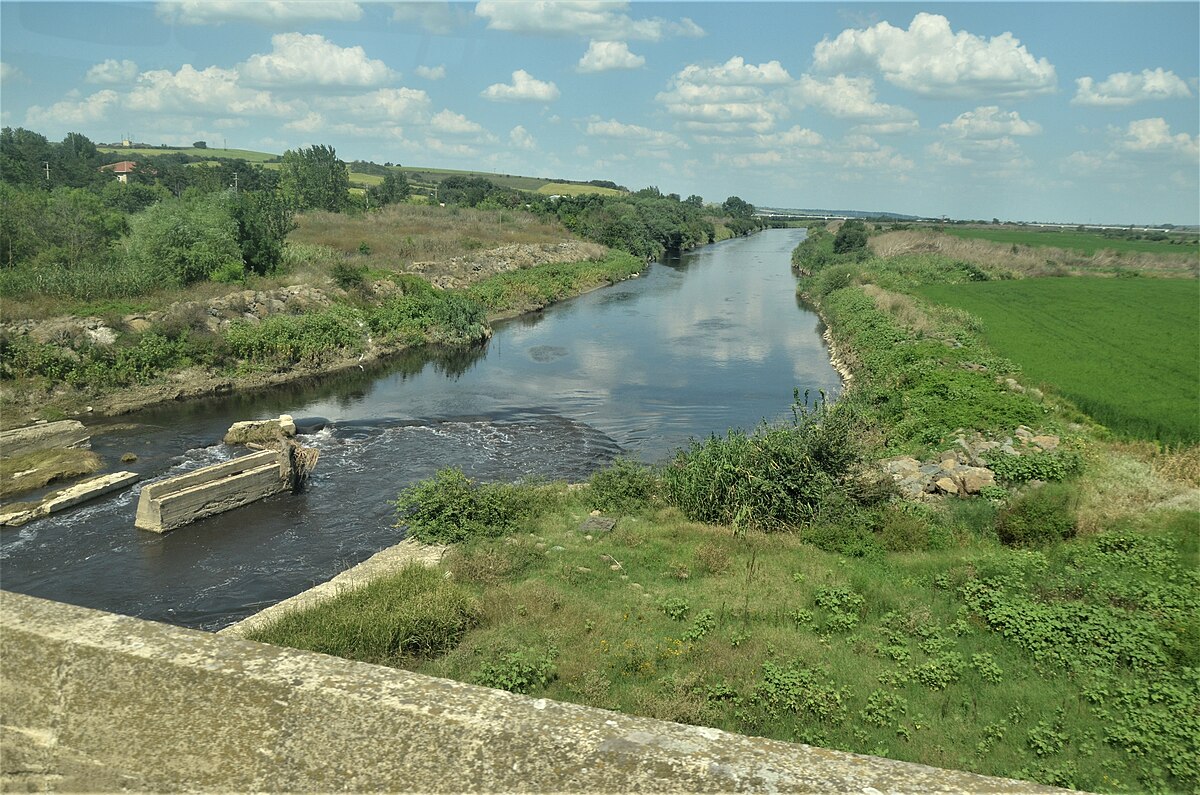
(193, 141, 208, 149)
(684, 194, 704, 208)
(231, 190, 295, 275)
(279, 144, 349, 212)
(832, 219, 868, 254)
(125, 192, 241, 285)
(722, 195, 754, 218)
(367, 170, 410, 207)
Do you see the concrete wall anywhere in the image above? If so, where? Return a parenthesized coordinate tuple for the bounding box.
(1, 591, 1068, 793)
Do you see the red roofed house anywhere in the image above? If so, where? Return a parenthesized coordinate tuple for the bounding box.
(100, 161, 138, 183)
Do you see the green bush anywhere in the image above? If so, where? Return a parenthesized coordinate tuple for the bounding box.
(331, 261, 367, 290)
(662, 394, 866, 531)
(125, 192, 242, 286)
(995, 483, 1077, 546)
(393, 468, 554, 544)
(987, 450, 1083, 484)
(586, 458, 659, 513)
(472, 648, 557, 694)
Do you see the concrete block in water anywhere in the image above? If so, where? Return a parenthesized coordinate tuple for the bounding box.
(135, 450, 286, 534)
(0, 420, 90, 458)
(224, 415, 296, 446)
(0, 471, 139, 527)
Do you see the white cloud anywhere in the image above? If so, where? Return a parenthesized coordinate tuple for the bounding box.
(578, 41, 644, 73)
(657, 57, 790, 133)
(794, 74, 914, 120)
(0, 62, 22, 84)
(415, 65, 447, 80)
(755, 125, 823, 148)
(481, 70, 560, 102)
(1117, 118, 1199, 158)
(431, 109, 486, 136)
(475, 0, 703, 42)
(284, 112, 326, 133)
(25, 90, 120, 128)
(240, 33, 393, 86)
(814, 12, 1056, 98)
(86, 59, 138, 84)
(391, 2, 471, 34)
(853, 120, 920, 135)
(940, 106, 1042, 138)
(332, 87, 432, 121)
(585, 118, 680, 147)
(677, 56, 791, 86)
(128, 65, 300, 116)
(1073, 68, 1193, 107)
(156, 1, 362, 25)
(510, 125, 536, 150)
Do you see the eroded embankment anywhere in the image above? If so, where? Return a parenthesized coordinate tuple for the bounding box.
(0, 242, 634, 426)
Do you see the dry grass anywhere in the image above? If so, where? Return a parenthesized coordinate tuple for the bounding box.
(860, 284, 940, 336)
(535, 183, 625, 197)
(1075, 441, 1200, 533)
(290, 204, 572, 272)
(870, 230, 1199, 278)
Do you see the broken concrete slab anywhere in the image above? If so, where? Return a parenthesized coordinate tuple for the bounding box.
(0, 471, 139, 527)
(0, 420, 90, 459)
(223, 415, 297, 446)
(135, 450, 285, 534)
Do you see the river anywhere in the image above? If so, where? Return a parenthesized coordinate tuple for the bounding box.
(0, 227, 839, 629)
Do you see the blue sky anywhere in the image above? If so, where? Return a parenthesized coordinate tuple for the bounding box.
(2, 1, 1197, 224)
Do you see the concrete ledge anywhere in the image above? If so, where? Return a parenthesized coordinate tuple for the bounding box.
(1, 591, 1070, 793)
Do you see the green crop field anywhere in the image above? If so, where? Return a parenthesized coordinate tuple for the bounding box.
(917, 277, 1200, 443)
(98, 146, 279, 162)
(942, 226, 1199, 257)
(536, 182, 625, 197)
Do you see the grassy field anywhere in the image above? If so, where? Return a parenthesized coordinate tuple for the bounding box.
(942, 226, 1199, 256)
(289, 202, 572, 270)
(917, 278, 1199, 444)
(536, 182, 626, 197)
(98, 146, 278, 162)
(249, 487, 1199, 794)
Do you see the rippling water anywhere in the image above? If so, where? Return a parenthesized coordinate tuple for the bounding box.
(1, 228, 839, 629)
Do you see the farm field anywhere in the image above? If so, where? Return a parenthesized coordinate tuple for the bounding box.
(98, 145, 278, 162)
(917, 277, 1200, 443)
(536, 182, 626, 197)
(941, 226, 1199, 257)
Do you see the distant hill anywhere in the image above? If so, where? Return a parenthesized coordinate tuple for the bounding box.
(758, 206, 923, 221)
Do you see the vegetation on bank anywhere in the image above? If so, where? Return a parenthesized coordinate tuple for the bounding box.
(251, 222, 1198, 794)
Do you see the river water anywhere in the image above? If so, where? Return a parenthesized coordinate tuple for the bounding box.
(0, 228, 839, 629)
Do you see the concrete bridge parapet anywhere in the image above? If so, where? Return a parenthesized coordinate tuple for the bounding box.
(1, 591, 1072, 793)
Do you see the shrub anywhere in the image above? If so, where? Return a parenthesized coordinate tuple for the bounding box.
(472, 648, 556, 694)
(332, 261, 367, 290)
(393, 468, 552, 544)
(586, 458, 659, 513)
(125, 192, 242, 286)
(995, 483, 1078, 546)
(987, 450, 1083, 484)
(662, 394, 865, 531)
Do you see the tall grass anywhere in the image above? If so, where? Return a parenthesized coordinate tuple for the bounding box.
(290, 203, 571, 271)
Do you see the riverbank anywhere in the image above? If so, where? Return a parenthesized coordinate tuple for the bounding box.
(244, 229, 1198, 794)
(0, 246, 644, 430)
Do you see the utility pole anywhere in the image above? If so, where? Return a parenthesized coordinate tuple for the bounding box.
(232, 172, 238, 194)
(43, 161, 50, 182)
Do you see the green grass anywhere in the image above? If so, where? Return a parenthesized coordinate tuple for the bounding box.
(98, 146, 279, 162)
(917, 278, 1199, 444)
(536, 182, 625, 197)
(942, 227, 1199, 257)
(249, 488, 1199, 794)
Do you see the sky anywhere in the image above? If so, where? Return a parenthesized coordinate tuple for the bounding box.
(1, 2, 1197, 225)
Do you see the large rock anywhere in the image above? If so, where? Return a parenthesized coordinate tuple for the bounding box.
(956, 467, 996, 495)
